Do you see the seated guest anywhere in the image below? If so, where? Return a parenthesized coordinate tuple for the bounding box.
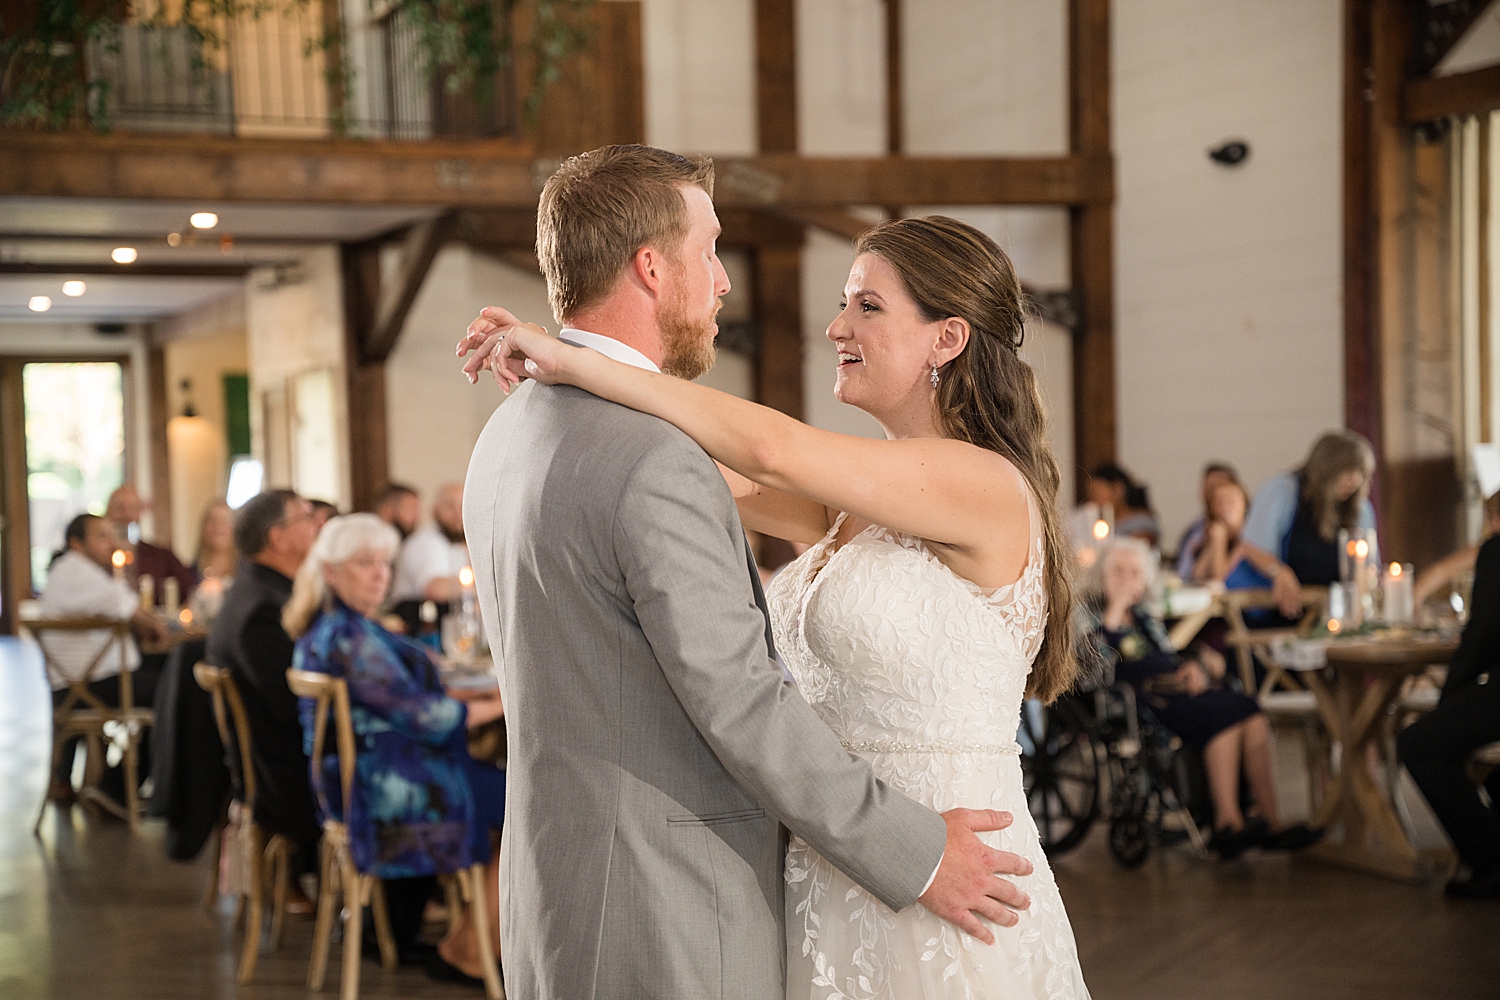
(1398, 533, 1500, 898)
(284, 514, 506, 982)
(206, 489, 321, 909)
(105, 484, 198, 603)
(1243, 431, 1377, 616)
(1188, 478, 1288, 590)
(193, 499, 238, 583)
(371, 482, 421, 541)
(1094, 538, 1320, 859)
(1415, 491, 1500, 609)
(1174, 462, 1238, 578)
(38, 513, 168, 807)
(1090, 463, 1160, 546)
(390, 482, 471, 636)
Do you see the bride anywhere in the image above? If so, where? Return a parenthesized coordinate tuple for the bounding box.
(460, 215, 1090, 1000)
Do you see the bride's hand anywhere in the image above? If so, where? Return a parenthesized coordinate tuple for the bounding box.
(457, 306, 538, 385)
(483, 322, 578, 393)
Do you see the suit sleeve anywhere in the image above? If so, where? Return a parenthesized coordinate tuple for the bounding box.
(1445, 536, 1500, 696)
(612, 435, 947, 912)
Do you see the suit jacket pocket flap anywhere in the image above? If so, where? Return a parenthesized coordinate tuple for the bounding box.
(666, 807, 767, 828)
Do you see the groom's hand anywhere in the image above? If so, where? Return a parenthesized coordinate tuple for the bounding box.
(919, 808, 1033, 945)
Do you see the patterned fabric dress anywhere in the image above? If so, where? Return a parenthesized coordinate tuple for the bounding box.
(294, 600, 474, 879)
(766, 497, 1091, 1000)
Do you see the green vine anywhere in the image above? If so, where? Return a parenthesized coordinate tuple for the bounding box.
(0, 0, 594, 132)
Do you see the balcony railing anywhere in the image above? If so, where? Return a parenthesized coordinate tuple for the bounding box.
(86, 5, 519, 142)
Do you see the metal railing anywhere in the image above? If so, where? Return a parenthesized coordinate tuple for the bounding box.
(86, 7, 518, 141)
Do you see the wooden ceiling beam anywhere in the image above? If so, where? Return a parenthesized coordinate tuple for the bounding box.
(362, 211, 458, 364)
(0, 261, 251, 277)
(0, 131, 1109, 208)
(1405, 61, 1500, 122)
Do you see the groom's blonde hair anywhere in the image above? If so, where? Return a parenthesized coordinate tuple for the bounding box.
(536, 145, 715, 322)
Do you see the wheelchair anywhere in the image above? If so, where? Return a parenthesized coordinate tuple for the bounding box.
(1019, 645, 1214, 868)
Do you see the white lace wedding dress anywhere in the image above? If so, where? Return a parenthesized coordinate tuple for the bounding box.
(766, 497, 1091, 1000)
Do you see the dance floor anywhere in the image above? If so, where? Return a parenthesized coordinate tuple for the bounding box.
(2, 636, 1497, 999)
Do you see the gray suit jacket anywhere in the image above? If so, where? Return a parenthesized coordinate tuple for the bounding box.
(464, 382, 947, 1000)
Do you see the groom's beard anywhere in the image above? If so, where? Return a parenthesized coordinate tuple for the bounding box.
(659, 290, 718, 381)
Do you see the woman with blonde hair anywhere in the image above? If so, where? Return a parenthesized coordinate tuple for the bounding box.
(284, 513, 506, 985)
(1242, 430, 1379, 617)
(461, 215, 1090, 999)
(194, 499, 238, 581)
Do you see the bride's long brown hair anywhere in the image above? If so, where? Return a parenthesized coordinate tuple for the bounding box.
(856, 216, 1078, 703)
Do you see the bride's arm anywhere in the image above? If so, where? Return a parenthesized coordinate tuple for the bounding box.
(458, 307, 832, 544)
(715, 462, 835, 545)
(484, 326, 1028, 554)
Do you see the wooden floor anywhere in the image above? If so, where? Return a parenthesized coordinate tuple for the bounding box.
(3, 635, 1499, 999)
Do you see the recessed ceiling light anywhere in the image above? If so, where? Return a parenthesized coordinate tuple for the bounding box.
(167, 232, 182, 247)
(28, 295, 52, 312)
(190, 212, 219, 229)
(62, 280, 86, 297)
(112, 247, 137, 264)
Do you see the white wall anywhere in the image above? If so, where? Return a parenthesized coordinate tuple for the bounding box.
(640, 0, 756, 155)
(163, 327, 248, 551)
(1114, 1, 1344, 545)
(385, 247, 554, 502)
(244, 246, 351, 508)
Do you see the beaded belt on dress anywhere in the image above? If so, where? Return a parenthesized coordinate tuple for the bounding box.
(840, 739, 1022, 756)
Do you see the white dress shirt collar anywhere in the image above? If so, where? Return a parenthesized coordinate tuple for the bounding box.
(559, 327, 661, 374)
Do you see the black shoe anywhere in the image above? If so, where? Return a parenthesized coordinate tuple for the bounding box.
(1263, 823, 1323, 852)
(1445, 867, 1500, 899)
(425, 951, 487, 988)
(1210, 818, 1269, 861)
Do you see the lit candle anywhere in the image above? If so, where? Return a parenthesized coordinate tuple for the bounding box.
(1382, 562, 1414, 625)
(1092, 519, 1110, 542)
(162, 577, 180, 620)
(138, 573, 154, 608)
(112, 549, 127, 581)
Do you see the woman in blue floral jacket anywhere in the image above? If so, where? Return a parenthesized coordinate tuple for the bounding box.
(284, 513, 505, 984)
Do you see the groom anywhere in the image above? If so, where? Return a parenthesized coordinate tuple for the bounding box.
(463, 144, 1032, 1000)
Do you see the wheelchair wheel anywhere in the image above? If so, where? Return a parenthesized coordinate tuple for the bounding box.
(1109, 814, 1150, 869)
(1020, 697, 1104, 857)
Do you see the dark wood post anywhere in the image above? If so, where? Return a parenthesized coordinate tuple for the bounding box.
(1068, 0, 1115, 497)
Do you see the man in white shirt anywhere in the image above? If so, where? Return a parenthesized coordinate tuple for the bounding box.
(389, 482, 470, 632)
(38, 512, 167, 806)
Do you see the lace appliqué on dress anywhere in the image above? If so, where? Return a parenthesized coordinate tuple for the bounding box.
(766, 495, 1090, 1000)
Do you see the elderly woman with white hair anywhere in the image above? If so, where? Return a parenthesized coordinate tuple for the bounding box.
(1093, 537, 1319, 860)
(284, 513, 506, 987)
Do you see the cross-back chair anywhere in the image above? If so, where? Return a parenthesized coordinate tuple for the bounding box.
(287, 668, 502, 1000)
(193, 662, 294, 984)
(1221, 587, 1332, 815)
(29, 617, 153, 832)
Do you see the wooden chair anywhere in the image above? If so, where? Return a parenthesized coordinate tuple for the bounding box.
(28, 618, 153, 832)
(193, 662, 294, 984)
(287, 669, 502, 1000)
(1221, 588, 1332, 814)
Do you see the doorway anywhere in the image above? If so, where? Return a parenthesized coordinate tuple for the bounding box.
(0, 358, 133, 633)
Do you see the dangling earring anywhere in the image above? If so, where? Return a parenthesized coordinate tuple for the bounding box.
(930, 364, 941, 388)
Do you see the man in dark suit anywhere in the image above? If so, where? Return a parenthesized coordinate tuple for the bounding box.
(206, 489, 321, 900)
(1399, 535, 1500, 898)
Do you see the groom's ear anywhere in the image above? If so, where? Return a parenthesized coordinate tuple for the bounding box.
(632, 245, 667, 297)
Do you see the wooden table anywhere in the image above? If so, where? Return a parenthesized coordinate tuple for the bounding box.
(1298, 636, 1459, 881)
